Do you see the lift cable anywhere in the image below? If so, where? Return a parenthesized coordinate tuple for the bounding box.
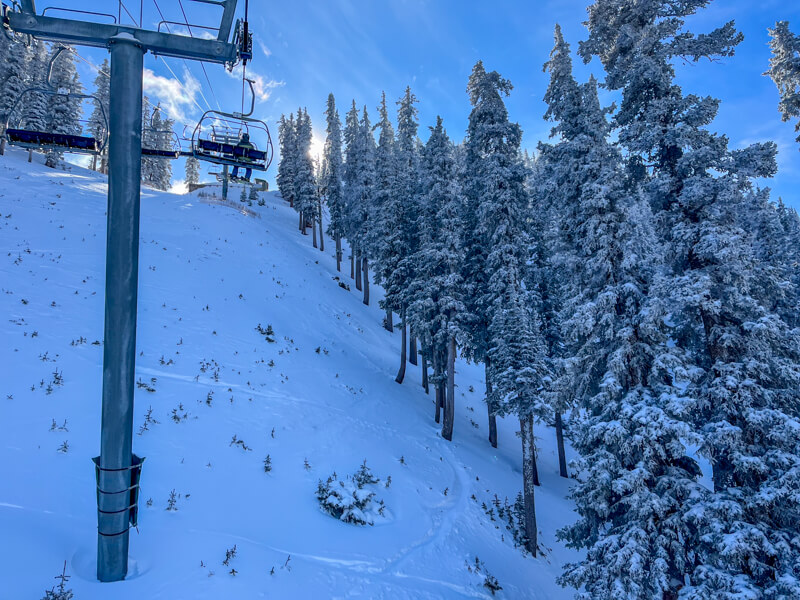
(151, 0, 214, 112)
(176, 0, 222, 111)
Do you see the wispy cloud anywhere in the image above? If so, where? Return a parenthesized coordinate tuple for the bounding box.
(143, 66, 202, 124)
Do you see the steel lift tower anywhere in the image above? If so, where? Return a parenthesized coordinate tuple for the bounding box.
(2, 0, 251, 582)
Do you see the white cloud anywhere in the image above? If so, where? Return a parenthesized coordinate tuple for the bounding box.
(143, 66, 202, 125)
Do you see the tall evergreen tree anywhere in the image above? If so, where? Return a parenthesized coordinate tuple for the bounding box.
(276, 114, 297, 207)
(408, 116, 464, 440)
(185, 156, 200, 187)
(370, 92, 398, 322)
(0, 32, 30, 156)
(322, 93, 345, 272)
(460, 62, 497, 446)
(44, 45, 83, 168)
(88, 58, 110, 172)
(387, 87, 420, 383)
(293, 108, 318, 244)
(538, 25, 702, 599)
(581, 2, 800, 597)
(466, 61, 549, 555)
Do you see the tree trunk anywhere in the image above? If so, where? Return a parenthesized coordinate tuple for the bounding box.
(409, 333, 418, 365)
(318, 198, 325, 252)
(483, 356, 497, 448)
(520, 414, 538, 556)
(350, 252, 354, 279)
(355, 252, 362, 291)
(384, 306, 393, 332)
(362, 257, 369, 306)
(0, 137, 6, 156)
(486, 360, 498, 448)
(442, 336, 456, 441)
(335, 234, 342, 272)
(28, 149, 34, 163)
(433, 350, 442, 423)
(395, 310, 407, 384)
(299, 212, 305, 233)
(91, 154, 97, 171)
(556, 411, 568, 478)
(312, 218, 318, 247)
(421, 347, 429, 394)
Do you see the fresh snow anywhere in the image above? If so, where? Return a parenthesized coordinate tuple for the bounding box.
(0, 148, 580, 599)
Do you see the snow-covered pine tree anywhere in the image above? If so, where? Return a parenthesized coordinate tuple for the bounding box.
(466, 60, 549, 555)
(369, 92, 397, 316)
(276, 114, 297, 207)
(407, 116, 465, 440)
(767, 21, 800, 148)
(581, 2, 800, 597)
(460, 62, 497, 446)
(88, 58, 110, 172)
(342, 100, 361, 281)
(44, 45, 83, 168)
(140, 100, 156, 186)
(356, 105, 376, 305)
(322, 93, 345, 272)
(385, 87, 421, 383)
(0, 31, 31, 156)
(185, 156, 200, 187)
(150, 104, 174, 191)
(293, 108, 318, 245)
(538, 25, 703, 599)
(20, 40, 50, 163)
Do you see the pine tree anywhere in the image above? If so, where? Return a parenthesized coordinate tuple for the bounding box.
(460, 62, 497, 446)
(407, 116, 465, 439)
(370, 92, 397, 318)
(88, 58, 110, 172)
(276, 114, 297, 207)
(767, 21, 800, 148)
(44, 45, 83, 168)
(580, 2, 800, 597)
(342, 101, 361, 280)
(20, 40, 50, 163)
(322, 93, 345, 271)
(0, 33, 31, 156)
(466, 61, 549, 555)
(185, 156, 200, 187)
(537, 25, 703, 599)
(386, 87, 421, 383)
(293, 108, 318, 245)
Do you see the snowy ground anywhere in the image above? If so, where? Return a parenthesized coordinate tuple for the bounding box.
(0, 149, 580, 599)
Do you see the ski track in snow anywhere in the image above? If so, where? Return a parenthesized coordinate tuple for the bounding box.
(0, 149, 581, 599)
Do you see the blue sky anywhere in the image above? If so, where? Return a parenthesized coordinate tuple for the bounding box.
(43, 1, 800, 207)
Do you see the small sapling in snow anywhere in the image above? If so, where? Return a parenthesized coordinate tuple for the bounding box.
(166, 489, 178, 511)
(41, 561, 73, 600)
(263, 454, 272, 473)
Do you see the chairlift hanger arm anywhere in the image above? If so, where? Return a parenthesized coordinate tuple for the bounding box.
(7, 12, 239, 64)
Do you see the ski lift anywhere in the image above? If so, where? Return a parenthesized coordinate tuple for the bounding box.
(191, 78, 273, 174)
(2, 46, 108, 155)
(141, 106, 182, 159)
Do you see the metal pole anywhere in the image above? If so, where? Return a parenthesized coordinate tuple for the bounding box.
(97, 33, 144, 583)
(222, 164, 229, 200)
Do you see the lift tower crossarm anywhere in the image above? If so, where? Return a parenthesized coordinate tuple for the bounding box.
(7, 13, 238, 64)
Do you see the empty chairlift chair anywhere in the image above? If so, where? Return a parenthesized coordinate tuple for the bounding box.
(3, 46, 107, 157)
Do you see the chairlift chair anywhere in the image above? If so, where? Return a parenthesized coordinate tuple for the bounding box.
(2, 46, 108, 156)
(191, 78, 273, 174)
(141, 106, 183, 159)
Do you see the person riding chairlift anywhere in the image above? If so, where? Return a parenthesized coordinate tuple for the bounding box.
(231, 131, 255, 181)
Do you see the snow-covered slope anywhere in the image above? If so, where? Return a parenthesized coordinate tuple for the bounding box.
(0, 149, 580, 599)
